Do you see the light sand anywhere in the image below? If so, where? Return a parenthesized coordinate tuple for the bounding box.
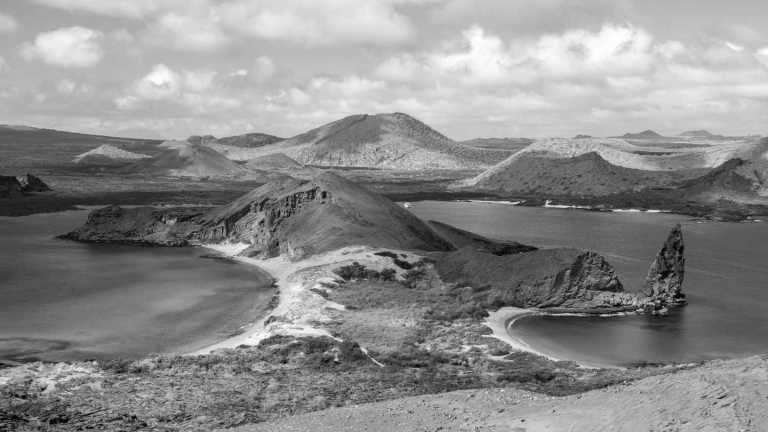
(191, 244, 423, 355)
(482, 307, 556, 360)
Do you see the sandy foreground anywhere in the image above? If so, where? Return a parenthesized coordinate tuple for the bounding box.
(231, 354, 768, 432)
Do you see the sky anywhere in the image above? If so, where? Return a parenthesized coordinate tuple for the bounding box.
(1, 0, 768, 140)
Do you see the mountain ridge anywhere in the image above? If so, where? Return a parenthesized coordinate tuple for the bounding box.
(210, 113, 512, 169)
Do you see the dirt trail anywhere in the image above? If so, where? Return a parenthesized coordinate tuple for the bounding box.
(234, 355, 768, 432)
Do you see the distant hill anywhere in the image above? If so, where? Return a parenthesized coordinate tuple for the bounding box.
(125, 141, 253, 178)
(465, 151, 699, 196)
(677, 138, 768, 201)
(622, 130, 664, 139)
(0, 125, 161, 170)
(458, 138, 533, 153)
(217, 113, 511, 169)
(679, 130, 714, 138)
(245, 153, 304, 171)
(678, 130, 727, 139)
(74, 144, 151, 165)
(189, 133, 283, 148)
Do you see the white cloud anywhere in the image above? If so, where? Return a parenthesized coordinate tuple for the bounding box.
(117, 64, 239, 114)
(376, 23, 658, 87)
(20, 27, 103, 68)
(182, 70, 217, 92)
(216, 0, 415, 45)
(56, 79, 77, 94)
(725, 41, 745, 52)
(251, 56, 276, 82)
(34, 0, 416, 46)
(0, 12, 18, 33)
(31, 0, 176, 18)
(0, 56, 6, 72)
(133, 64, 181, 100)
(755, 47, 768, 68)
(144, 12, 230, 51)
(109, 29, 135, 44)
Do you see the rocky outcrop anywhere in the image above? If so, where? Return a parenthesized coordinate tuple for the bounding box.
(0, 176, 23, 198)
(16, 174, 51, 193)
(433, 247, 634, 311)
(643, 224, 686, 308)
(1, 174, 50, 198)
(193, 172, 454, 259)
(63, 173, 454, 259)
(60, 205, 204, 246)
(433, 226, 687, 313)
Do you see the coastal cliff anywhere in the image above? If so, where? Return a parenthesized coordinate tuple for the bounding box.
(432, 224, 686, 313)
(59, 205, 204, 246)
(192, 173, 454, 259)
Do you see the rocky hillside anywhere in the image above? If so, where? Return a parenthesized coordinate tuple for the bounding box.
(74, 144, 151, 165)
(124, 141, 253, 178)
(217, 113, 511, 169)
(245, 153, 304, 171)
(458, 137, 533, 153)
(63, 172, 455, 258)
(464, 151, 699, 196)
(189, 132, 283, 148)
(431, 224, 685, 312)
(194, 172, 454, 258)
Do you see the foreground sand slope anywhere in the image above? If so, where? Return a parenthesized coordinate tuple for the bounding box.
(240, 355, 768, 432)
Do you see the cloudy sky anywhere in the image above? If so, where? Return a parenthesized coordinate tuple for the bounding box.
(1, 0, 768, 139)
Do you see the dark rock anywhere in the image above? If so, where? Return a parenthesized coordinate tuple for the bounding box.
(0, 176, 23, 198)
(427, 220, 537, 255)
(16, 174, 51, 193)
(643, 224, 686, 306)
(60, 204, 204, 246)
(433, 247, 627, 309)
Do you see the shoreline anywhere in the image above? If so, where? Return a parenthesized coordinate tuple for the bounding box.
(189, 244, 423, 355)
(484, 307, 623, 369)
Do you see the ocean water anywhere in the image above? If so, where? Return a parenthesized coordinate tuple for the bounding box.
(408, 201, 768, 367)
(0, 210, 274, 362)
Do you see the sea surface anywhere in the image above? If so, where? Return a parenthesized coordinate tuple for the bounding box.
(409, 201, 768, 367)
(0, 209, 274, 362)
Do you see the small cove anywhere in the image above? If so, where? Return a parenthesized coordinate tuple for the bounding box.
(409, 201, 768, 367)
(0, 209, 275, 362)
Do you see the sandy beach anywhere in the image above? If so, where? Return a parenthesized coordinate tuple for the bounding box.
(191, 244, 425, 355)
(483, 307, 562, 361)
